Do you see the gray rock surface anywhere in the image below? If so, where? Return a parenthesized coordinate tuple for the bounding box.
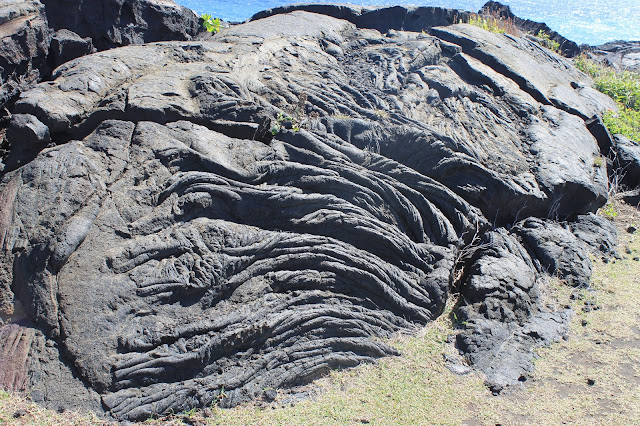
(0, 0, 51, 108)
(252, 3, 471, 33)
(588, 40, 640, 73)
(0, 9, 620, 420)
(49, 29, 95, 68)
(455, 229, 571, 391)
(514, 217, 592, 287)
(570, 213, 618, 259)
(41, 0, 202, 50)
(612, 134, 640, 187)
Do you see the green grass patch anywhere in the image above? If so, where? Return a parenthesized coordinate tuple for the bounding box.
(575, 55, 640, 141)
(603, 108, 640, 141)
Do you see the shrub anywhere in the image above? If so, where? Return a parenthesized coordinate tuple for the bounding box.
(575, 56, 640, 110)
(536, 30, 560, 52)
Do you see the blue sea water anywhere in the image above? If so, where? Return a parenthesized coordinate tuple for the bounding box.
(173, 0, 640, 46)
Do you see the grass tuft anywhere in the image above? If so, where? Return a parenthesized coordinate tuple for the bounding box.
(460, 12, 519, 36)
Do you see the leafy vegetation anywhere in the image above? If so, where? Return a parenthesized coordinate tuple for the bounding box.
(270, 93, 308, 135)
(466, 13, 505, 34)
(270, 112, 296, 135)
(603, 108, 640, 141)
(599, 202, 619, 219)
(575, 55, 640, 141)
(201, 13, 221, 34)
(536, 30, 560, 52)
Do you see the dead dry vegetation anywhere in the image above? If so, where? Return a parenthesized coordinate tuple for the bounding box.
(1, 200, 639, 425)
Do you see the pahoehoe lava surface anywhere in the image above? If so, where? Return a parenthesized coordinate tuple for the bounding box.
(0, 9, 619, 420)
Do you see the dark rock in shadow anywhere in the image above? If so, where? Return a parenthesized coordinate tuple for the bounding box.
(41, 0, 202, 51)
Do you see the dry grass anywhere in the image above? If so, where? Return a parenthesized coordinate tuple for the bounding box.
(0, 390, 111, 425)
(461, 12, 520, 37)
(2, 202, 639, 425)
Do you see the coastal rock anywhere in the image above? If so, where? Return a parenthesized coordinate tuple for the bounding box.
(252, 4, 471, 33)
(588, 40, 640, 73)
(0, 0, 51, 108)
(3, 113, 51, 168)
(455, 229, 570, 390)
(480, 1, 580, 57)
(0, 9, 617, 420)
(612, 134, 640, 187)
(49, 29, 95, 68)
(41, 0, 202, 50)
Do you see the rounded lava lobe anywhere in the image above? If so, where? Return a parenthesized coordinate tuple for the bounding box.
(0, 7, 616, 421)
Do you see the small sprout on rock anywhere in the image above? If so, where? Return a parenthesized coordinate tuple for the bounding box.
(599, 202, 619, 220)
(270, 93, 308, 135)
(201, 13, 221, 34)
(593, 156, 605, 167)
(270, 112, 293, 135)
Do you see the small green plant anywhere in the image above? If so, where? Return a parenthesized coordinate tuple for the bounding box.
(270, 112, 293, 135)
(593, 156, 605, 168)
(599, 203, 619, 220)
(201, 13, 221, 33)
(179, 407, 198, 417)
(451, 311, 468, 328)
(536, 30, 560, 52)
(270, 93, 308, 135)
(215, 386, 229, 405)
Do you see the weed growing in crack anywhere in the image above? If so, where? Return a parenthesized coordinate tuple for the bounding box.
(270, 93, 308, 135)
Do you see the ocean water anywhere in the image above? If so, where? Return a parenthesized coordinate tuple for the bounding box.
(173, 0, 640, 46)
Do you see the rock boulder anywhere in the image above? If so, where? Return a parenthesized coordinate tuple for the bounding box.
(41, 0, 202, 50)
(0, 0, 51, 108)
(0, 8, 620, 420)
